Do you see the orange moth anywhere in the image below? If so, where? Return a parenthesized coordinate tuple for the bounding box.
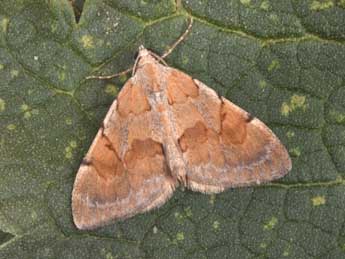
(72, 19, 291, 230)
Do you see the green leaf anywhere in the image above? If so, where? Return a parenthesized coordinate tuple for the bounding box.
(0, 0, 345, 258)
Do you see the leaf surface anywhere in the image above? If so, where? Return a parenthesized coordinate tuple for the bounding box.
(0, 0, 345, 258)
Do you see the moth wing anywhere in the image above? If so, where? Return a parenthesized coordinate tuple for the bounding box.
(166, 69, 291, 193)
(72, 80, 176, 230)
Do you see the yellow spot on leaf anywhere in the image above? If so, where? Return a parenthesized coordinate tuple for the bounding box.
(11, 69, 19, 78)
(291, 95, 306, 109)
(65, 140, 78, 159)
(281, 103, 290, 116)
(51, 23, 57, 33)
(269, 13, 279, 22)
(70, 140, 77, 148)
(312, 196, 326, 206)
(0, 98, 5, 112)
(7, 124, 16, 130)
(259, 80, 267, 89)
(106, 252, 114, 259)
(20, 104, 38, 119)
(153, 226, 158, 234)
(1, 17, 9, 32)
(105, 84, 118, 96)
(282, 241, 292, 256)
(65, 151, 72, 159)
(286, 130, 295, 138)
(174, 212, 181, 218)
(23, 111, 31, 119)
(260, 242, 267, 249)
(21, 104, 29, 111)
(184, 206, 193, 217)
(268, 60, 280, 71)
(0, 64, 4, 70)
(213, 220, 220, 230)
(240, 0, 252, 6)
(31, 211, 38, 220)
(176, 232, 184, 241)
(119, 74, 128, 83)
(329, 110, 345, 123)
(263, 216, 278, 230)
(65, 117, 73, 125)
(182, 56, 189, 65)
(281, 95, 307, 116)
(310, 0, 334, 11)
(260, 0, 270, 10)
(289, 147, 301, 157)
(336, 175, 343, 182)
(59, 71, 66, 81)
(81, 35, 94, 49)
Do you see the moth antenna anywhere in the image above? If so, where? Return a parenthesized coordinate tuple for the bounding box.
(86, 66, 133, 80)
(147, 51, 169, 66)
(161, 17, 193, 59)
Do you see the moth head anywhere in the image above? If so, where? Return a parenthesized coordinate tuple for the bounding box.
(133, 46, 160, 73)
(137, 45, 151, 59)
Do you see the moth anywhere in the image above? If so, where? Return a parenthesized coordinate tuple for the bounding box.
(72, 20, 291, 230)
